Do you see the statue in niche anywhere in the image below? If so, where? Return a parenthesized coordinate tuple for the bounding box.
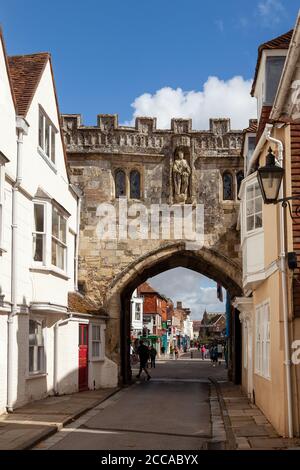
(172, 148, 191, 203)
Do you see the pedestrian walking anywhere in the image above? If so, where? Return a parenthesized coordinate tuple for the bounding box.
(150, 346, 157, 368)
(136, 340, 151, 380)
(201, 345, 206, 360)
(175, 347, 179, 359)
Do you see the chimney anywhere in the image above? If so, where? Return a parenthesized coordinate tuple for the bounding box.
(177, 301, 182, 309)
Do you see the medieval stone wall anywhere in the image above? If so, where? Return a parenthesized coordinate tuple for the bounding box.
(62, 114, 243, 301)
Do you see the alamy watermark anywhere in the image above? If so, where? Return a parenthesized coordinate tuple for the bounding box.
(95, 199, 204, 250)
(291, 79, 300, 121)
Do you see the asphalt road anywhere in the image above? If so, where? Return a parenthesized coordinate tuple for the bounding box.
(38, 356, 227, 450)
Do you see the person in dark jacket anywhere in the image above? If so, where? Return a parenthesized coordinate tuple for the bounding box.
(150, 346, 157, 368)
(136, 340, 151, 380)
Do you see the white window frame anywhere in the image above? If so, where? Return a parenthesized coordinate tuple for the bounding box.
(89, 323, 105, 362)
(38, 106, 57, 165)
(51, 206, 67, 272)
(255, 301, 270, 379)
(28, 317, 46, 376)
(245, 179, 263, 235)
(135, 302, 141, 321)
(32, 202, 47, 264)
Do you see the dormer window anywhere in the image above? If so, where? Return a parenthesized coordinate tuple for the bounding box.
(265, 56, 286, 105)
(38, 107, 56, 164)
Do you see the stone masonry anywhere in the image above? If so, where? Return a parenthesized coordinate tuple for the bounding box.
(62, 114, 244, 375)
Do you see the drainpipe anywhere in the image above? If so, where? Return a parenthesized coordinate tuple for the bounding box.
(75, 193, 81, 291)
(7, 117, 29, 412)
(265, 128, 293, 438)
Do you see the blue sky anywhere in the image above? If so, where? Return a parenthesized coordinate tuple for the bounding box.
(1, 0, 299, 127)
(1, 0, 298, 318)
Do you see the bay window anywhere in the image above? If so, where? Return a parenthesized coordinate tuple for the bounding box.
(52, 207, 67, 271)
(29, 319, 45, 374)
(246, 181, 262, 232)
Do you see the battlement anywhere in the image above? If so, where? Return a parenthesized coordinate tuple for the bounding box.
(61, 114, 244, 157)
(62, 114, 240, 134)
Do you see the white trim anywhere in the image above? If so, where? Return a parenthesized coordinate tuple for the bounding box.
(37, 146, 57, 174)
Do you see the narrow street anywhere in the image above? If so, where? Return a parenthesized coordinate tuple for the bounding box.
(35, 356, 227, 450)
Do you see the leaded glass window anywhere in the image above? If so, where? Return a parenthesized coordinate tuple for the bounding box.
(115, 169, 126, 197)
(130, 170, 141, 199)
(223, 172, 233, 200)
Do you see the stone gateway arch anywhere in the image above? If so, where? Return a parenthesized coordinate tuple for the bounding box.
(62, 114, 244, 383)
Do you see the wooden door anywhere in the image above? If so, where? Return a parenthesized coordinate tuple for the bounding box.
(78, 323, 89, 391)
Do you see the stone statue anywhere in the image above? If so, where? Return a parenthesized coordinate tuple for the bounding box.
(172, 149, 191, 203)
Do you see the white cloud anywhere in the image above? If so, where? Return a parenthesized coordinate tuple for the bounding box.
(257, 0, 285, 26)
(148, 268, 226, 320)
(127, 76, 257, 130)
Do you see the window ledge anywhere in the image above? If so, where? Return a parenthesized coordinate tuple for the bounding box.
(90, 358, 105, 363)
(37, 146, 57, 174)
(27, 372, 47, 380)
(30, 265, 70, 280)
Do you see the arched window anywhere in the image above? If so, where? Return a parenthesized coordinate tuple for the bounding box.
(130, 170, 141, 199)
(115, 169, 126, 197)
(236, 171, 244, 196)
(223, 172, 233, 200)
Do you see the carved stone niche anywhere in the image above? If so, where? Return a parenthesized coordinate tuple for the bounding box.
(135, 117, 157, 134)
(210, 118, 231, 135)
(171, 146, 192, 204)
(171, 118, 192, 134)
(97, 114, 118, 132)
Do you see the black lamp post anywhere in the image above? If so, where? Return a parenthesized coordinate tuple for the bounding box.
(257, 146, 300, 220)
(257, 147, 284, 204)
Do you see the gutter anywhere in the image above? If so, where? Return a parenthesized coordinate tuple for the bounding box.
(7, 116, 29, 412)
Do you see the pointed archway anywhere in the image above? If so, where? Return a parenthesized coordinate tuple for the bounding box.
(103, 242, 243, 384)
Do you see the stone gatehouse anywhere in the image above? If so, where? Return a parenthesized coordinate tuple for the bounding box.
(62, 114, 244, 382)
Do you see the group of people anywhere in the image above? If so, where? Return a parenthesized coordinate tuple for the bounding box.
(132, 340, 157, 381)
(196, 343, 224, 366)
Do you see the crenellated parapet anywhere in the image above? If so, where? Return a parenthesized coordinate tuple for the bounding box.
(61, 114, 243, 158)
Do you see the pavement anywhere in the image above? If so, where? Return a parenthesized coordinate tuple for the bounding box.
(0, 351, 300, 450)
(0, 388, 118, 450)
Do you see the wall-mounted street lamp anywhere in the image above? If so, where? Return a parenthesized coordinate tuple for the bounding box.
(257, 147, 300, 219)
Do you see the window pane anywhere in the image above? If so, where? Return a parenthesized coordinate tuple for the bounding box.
(223, 173, 233, 200)
(51, 238, 57, 266)
(29, 346, 34, 372)
(45, 121, 50, 156)
(52, 208, 59, 238)
(130, 170, 141, 199)
(246, 184, 255, 200)
(92, 325, 100, 341)
(39, 112, 44, 148)
(255, 197, 262, 213)
(38, 346, 44, 371)
(92, 342, 100, 357)
(246, 200, 254, 217)
(115, 170, 126, 197)
(255, 213, 262, 229)
(34, 204, 44, 232)
(265, 56, 286, 104)
(33, 234, 44, 262)
(247, 215, 254, 231)
(51, 127, 55, 163)
(83, 326, 88, 345)
(59, 216, 66, 244)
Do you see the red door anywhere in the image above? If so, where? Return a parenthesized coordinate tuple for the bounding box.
(78, 324, 89, 391)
